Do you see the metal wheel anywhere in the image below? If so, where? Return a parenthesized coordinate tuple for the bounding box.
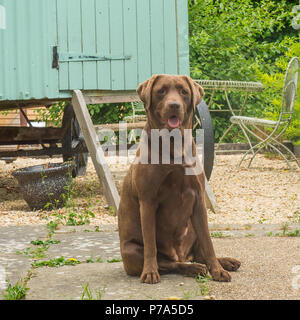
(193, 99, 215, 180)
(62, 103, 88, 178)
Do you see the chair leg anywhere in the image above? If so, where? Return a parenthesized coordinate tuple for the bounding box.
(238, 144, 257, 167)
(247, 144, 265, 168)
(269, 139, 300, 168)
(239, 123, 255, 155)
(215, 124, 234, 151)
(264, 142, 293, 170)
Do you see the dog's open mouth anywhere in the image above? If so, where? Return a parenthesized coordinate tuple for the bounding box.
(167, 116, 180, 129)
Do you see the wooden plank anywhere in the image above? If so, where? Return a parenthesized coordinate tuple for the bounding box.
(205, 177, 217, 213)
(67, 0, 83, 89)
(57, 0, 69, 90)
(123, 0, 138, 90)
(95, 121, 147, 132)
(83, 92, 139, 104)
(150, 0, 165, 74)
(0, 127, 63, 143)
(81, 0, 97, 90)
(72, 90, 120, 213)
(95, 0, 111, 90)
(176, 0, 190, 75)
(163, 0, 178, 74)
(109, 0, 125, 90)
(136, 0, 151, 83)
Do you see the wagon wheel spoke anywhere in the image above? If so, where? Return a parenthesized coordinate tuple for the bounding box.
(62, 103, 88, 178)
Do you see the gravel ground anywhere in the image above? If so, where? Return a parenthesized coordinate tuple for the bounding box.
(0, 153, 299, 227)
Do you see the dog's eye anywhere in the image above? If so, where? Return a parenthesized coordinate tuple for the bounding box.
(181, 89, 188, 95)
(157, 87, 166, 95)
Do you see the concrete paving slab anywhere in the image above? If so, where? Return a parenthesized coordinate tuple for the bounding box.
(46, 230, 121, 262)
(0, 225, 47, 296)
(26, 262, 204, 300)
(210, 237, 300, 300)
(1, 223, 300, 300)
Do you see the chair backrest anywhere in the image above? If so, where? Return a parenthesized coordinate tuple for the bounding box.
(131, 101, 145, 117)
(281, 57, 299, 120)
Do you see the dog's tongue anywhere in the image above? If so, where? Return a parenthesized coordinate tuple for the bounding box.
(168, 116, 180, 128)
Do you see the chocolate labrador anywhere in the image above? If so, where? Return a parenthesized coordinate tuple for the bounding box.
(118, 75, 241, 284)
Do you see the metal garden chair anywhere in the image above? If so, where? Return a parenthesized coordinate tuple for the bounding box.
(125, 101, 146, 143)
(230, 57, 299, 169)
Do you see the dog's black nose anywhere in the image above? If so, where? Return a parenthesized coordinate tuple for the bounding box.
(168, 102, 181, 110)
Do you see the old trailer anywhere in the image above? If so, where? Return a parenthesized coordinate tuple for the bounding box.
(0, 0, 214, 179)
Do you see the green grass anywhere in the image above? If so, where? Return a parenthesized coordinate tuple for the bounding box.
(86, 256, 103, 263)
(107, 259, 122, 263)
(31, 256, 81, 268)
(210, 231, 230, 238)
(2, 279, 28, 300)
(81, 282, 106, 300)
(267, 229, 300, 237)
(30, 239, 61, 246)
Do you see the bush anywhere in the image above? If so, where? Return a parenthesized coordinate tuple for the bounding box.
(254, 42, 300, 144)
(87, 103, 133, 125)
(188, 0, 298, 142)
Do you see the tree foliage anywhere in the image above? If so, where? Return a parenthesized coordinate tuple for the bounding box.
(189, 0, 299, 142)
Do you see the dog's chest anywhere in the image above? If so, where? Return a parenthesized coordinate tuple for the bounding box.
(157, 172, 196, 231)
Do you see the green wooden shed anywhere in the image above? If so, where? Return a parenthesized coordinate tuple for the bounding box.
(0, 0, 190, 107)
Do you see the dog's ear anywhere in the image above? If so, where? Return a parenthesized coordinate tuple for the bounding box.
(183, 76, 205, 111)
(137, 75, 160, 110)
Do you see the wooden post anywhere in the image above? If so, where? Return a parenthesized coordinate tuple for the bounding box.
(72, 90, 120, 213)
(205, 177, 217, 213)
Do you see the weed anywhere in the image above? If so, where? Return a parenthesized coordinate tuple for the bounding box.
(46, 220, 59, 237)
(86, 256, 103, 263)
(16, 238, 61, 260)
(196, 274, 211, 284)
(292, 211, 300, 223)
(267, 228, 300, 237)
(181, 288, 202, 300)
(210, 231, 230, 238)
(281, 222, 289, 234)
(16, 246, 48, 260)
(196, 274, 211, 297)
(31, 256, 80, 268)
(278, 229, 300, 237)
(108, 206, 116, 216)
(31, 239, 60, 246)
(245, 233, 255, 237)
(81, 282, 106, 300)
(210, 231, 223, 238)
(107, 259, 122, 263)
(258, 218, 268, 224)
(2, 279, 28, 300)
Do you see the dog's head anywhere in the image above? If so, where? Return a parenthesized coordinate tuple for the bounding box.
(137, 74, 204, 130)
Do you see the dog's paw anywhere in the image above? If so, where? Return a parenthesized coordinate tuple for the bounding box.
(210, 268, 232, 282)
(179, 263, 208, 277)
(218, 257, 241, 272)
(140, 270, 161, 284)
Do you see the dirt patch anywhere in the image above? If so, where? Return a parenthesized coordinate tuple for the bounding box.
(0, 154, 299, 226)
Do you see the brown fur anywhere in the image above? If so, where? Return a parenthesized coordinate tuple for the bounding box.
(118, 74, 241, 284)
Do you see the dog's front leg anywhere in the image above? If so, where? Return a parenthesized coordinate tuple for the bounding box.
(139, 201, 160, 284)
(191, 183, 232, 282)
